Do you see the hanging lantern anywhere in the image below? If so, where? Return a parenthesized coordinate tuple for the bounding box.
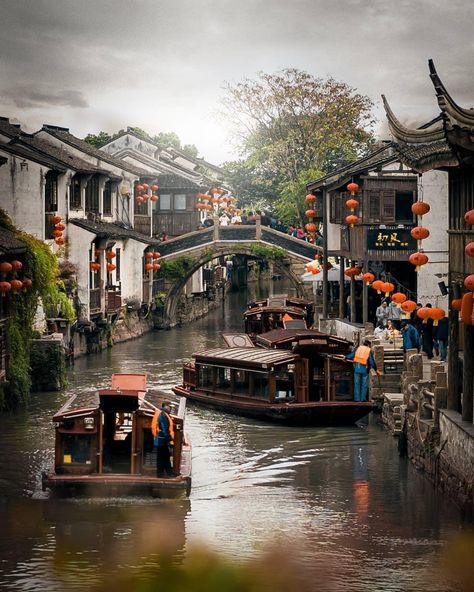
(144, 262, 154, 271)
(345, 198, 359, 211)
(461, 293, 474, 325)
(311, 267, 319, 275)
(347, 182, 359, 195)
(153, 263, 160, 270)
(372, 280, 384, 294)
(54, 223, 66, 232)
(55, 237, 65, 246)
(451, 299, 463, 312)
(430, 307, 445, 326)
(150, 195, 159, 202)
(401, 300, 417, 313)
(362, 272, 375, 285)
(142, 183, 149, 190)
(0, 281, 11, 295)
(305, 222, 317, 233)
(52, 229, 63, 238)
(305, 209, 317, 218)
(95, 249, 101, 258)
(0, 261, 13, 274)
(136, 196, 144, 203)
(106, 251, 116, 260)
(144, 252, 154, 260)
(409, 251, 429, 272)
(196, 203, 204, 210)
(107, 263, 116, 272)
(152, 252, 161, 259)
(465, 242, 474, 258)
(51, 215, 62, 225)
(151, 185, 159, 191)
(89, 262, 99, 271)
(10, 279, 23, 293)
(381, 282, 394, 297)
(411, 202, 430, 216)
(464, 274, 474, 292)
(22, 278, 33, 288)
(344, 267, 356, 277)
(391, 292, 407, 305)
(416, 306, 432, 321)
(345, 214, 359, 227)
(411, 226, 430, 241)
(305, 193, 316, 204)
(464, 210, 474, 226)
(11, 260, 23, 271)
(136, 184, 144, 193)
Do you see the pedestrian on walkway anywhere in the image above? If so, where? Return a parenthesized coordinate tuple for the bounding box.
(400, 320, 420, 352)
(421, 303, 434, 359)
(375, 301, 389, 326)
(345, 340, 379, 402)
(434, 316, 449, 361)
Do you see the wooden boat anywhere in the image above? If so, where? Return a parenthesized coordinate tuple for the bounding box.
(244, 295, 314, 340)
(42, 374, 191, 498)
(173, 340, 375, 426)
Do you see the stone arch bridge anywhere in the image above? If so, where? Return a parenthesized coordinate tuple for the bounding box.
(156, 221, 322, 325)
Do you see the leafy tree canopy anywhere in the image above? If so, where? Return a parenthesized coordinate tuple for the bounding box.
(219, 68, 376, 224)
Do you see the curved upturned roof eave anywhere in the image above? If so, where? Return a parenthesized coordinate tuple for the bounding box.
(381, 95, 446, 144)
(429, 59, 474, 128)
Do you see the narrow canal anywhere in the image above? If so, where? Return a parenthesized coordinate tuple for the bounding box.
(0, 282, 465, 591)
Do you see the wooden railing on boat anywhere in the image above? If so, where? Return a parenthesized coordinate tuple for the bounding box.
(183, 363, 196, 388)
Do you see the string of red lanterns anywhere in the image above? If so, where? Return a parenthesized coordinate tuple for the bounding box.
(304, 193, 317, 243)
(0, 258, 32, 296)
(345, 182, 360, 228)
(409, 199, 431, 272)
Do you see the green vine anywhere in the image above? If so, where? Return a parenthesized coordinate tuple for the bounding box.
(158, 256, 195, 280)
(249, 244, 286, 260)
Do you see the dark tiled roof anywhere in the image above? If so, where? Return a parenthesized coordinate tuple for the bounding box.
(42, 127, 153, 177)
(0, 117, 22, 139)
(0, 142, 67, 171)
(394, 139, 458, 173)
(69, 218, 159, 245)
(157, 173, 201, 190)
(0, 227, 27, 255)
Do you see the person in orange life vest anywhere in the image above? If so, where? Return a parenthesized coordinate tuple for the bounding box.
(345, 340, 380, 402)
(152, 401, 177, 478)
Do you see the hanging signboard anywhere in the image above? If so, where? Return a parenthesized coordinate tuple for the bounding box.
(366, 228, 416, 250)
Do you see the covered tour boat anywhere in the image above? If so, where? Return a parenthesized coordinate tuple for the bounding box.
(173, 336, 375, 426)
(42, 374, 191, 498)
(244, 296, 312, 340)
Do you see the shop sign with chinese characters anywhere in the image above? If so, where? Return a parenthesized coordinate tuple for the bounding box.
(366, 228, 417, 251)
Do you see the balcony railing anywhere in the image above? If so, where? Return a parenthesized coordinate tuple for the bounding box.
(142, 278, 151, 303)
(89, 288, 101, 314)
(106, 289, 122, 312)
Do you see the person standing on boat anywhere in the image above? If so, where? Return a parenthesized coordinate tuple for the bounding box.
(345, 340, 379, 402)
(152, 401, 176, 478)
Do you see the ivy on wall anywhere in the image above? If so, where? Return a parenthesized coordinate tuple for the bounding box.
(249, 244, 286, 260)
(158, 256, 195, 281)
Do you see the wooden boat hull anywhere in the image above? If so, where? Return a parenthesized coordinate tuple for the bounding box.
(173, 386, 374, 426)
(42, 471, 191, 499)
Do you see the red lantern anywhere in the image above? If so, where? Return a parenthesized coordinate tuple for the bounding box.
(136, 184, 144, 193)
(347, 182, 359, 194)
(106, 251, 116, 260)
(150, 195, 159, 202)
(0, 281, 11, 295)
(345, 214, 359, 227)
(144, 263, 154, 271)
(0, 262, 13, 274)
(142, 183, 149, 190)
(22, 278, 33, 288)
(89, 262, 97, 271)
(55, 237, 65, 246)
(151, 185, 159, 191)
(344, 267, 356, 277)
(464, 210, 474, 226)
(152, 252, 161, 259)
(94, 249, 101, 258)
(305, 222, 316, 233)
(451, 299, 463, 311)
(144, 252, 154, 260)
(381, 282, 394, 297)
(409, 251, 429, 271)
(411, 226, 430, 241)
(391, 292, 407, 305)
(136, 196, 144, 203)
(142, 194, 150, 201)
(411, 202, 430, 216)
(430, 307, 445, 326)
(305, 194, 316, 204)
(10, 279, 23, 293)
(107, 263, 116, 272)
(372, 280, 384, 294)
(153, 263, 160, 270)
(51, 215, 62, 225)
(345, 198, 359, 211)
(54, 223, 66, 232)
(465, 242, 474, 258)
(11, 260, 23, 270)
(417, 307, 432, 320)
(362, 272, 375, 285)
(52, 229, 63, 238)
(305, 209, 317, 218)
(465, 274, 474, 292)
(401, 300, 417, 313)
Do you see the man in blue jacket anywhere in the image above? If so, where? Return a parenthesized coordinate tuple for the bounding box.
(345, 340, 379, 402)
(401, 320, 420, 352)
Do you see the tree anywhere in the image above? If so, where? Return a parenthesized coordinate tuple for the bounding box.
(219, 68, 375, 224)
(83, 131, 113, 148)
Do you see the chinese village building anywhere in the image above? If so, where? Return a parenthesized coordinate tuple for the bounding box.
(382, 59, 474, 422)
(307, 142, 449, 327)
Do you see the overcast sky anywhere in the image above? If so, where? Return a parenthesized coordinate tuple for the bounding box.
(0, 0, 472, 164)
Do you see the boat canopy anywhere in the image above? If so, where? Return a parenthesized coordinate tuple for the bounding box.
(256, 329, 351, 355)
(193, 347, 298, 370)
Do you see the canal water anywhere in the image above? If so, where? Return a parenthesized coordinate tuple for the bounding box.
(0, 282, 466, 591)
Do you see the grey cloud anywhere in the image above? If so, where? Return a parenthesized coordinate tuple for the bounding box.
(2, 88, 89, 109)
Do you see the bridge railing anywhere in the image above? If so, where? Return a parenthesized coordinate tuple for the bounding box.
(158, 227, 214, 258)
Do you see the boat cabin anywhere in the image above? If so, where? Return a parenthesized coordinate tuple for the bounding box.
(243, 306, 309, 340)
(43, 374, 191, 497)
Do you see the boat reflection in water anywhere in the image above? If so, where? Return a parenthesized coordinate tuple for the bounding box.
(42, 373, 191, 498)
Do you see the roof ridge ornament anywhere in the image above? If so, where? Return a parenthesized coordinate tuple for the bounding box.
(428, 59, 474, 126)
